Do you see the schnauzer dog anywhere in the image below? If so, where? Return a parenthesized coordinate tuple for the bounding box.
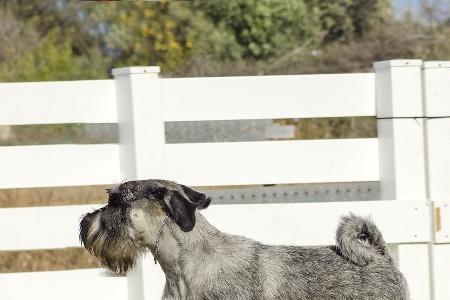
(80, 179, 409, 300)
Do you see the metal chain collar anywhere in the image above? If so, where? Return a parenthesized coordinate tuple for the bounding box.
(154, 216, 169, 265)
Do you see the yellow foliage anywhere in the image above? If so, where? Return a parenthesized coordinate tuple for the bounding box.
(165, 20, 175, 31)
(144, 9, 154, 18)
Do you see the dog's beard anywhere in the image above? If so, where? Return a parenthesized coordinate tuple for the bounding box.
(80, 213, 143, 275)
(89, 233, 142, 275)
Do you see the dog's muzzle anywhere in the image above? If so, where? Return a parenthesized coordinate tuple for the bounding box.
(79, 206, 142, 275)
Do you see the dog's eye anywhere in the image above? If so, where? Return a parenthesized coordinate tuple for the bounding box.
(357, 233, 368, 241)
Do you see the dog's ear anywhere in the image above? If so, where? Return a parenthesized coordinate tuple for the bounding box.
(180, 185, 211, 209)
(164, 185, 211, 232)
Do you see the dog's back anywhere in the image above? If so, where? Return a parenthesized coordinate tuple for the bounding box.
(253, 215, 409, 299)
(197, 214, 409, 300)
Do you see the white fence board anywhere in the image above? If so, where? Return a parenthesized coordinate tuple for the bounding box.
(0, 200, 429, 251)
(0, 144, 120, 189)
(0, 269, 127, 300)
(0, 204, 101, 250)
(0, 80, 117, 125)
(423, 62, 450, 117)
(204, 200, 430, 246)
(433, 244, 450, 300)
(426, 119, 450, 201)
(162, 73, 375, 121)
(166, 139, 379, 186)
(396, 244, 431, 300)
(1, 60, 448, 300)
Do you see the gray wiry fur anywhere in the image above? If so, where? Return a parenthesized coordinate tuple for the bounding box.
(80, 180, 409, 300)
(336, 213, 388, 266)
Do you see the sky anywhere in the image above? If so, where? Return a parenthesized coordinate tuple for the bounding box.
(394, 0, 450, 18)
(395, 0, 422, 15)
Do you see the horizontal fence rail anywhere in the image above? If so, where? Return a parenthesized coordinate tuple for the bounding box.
(0, 139, 379, 189)
(166, 139, 379, 186)
(0, 80, 117, 125)
(0, 73, 376, 126)
(0, 200, 430, 251)
(162, 73, 376, 121)
(0, 204, 95, 250)
(0, 144, 120, 189)
(203, 200, 430, 245)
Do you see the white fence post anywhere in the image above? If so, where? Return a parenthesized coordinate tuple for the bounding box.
(422, 61, 450, 300)
(374, 60, 432, 300)
(112, 66, 166, 300)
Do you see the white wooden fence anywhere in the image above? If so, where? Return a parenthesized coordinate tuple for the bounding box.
(0, 59, 449, 300)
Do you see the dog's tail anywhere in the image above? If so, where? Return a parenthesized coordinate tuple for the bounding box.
(336, 214, 389, 266)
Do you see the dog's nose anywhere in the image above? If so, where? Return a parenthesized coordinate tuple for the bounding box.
(108, 193, 122, 206)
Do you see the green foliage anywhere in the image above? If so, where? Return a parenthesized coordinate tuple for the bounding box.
(192, 0, 390, 59)
(193, 0, 322, 59)
(0, 0, 448, 81)
(87, 2, 186, 70)
(266, 17, 450, 75)
(0, 3, 108, 82)
(0, 30, 108, 82)
(0, 0, 449, 146)
(309, 0, 390, 42)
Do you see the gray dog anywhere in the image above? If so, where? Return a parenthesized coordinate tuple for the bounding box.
(80, 179, 409, 300)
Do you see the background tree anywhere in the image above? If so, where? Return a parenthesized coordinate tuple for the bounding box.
(0, 0, 108, 81)
(1, 0, 449, 142)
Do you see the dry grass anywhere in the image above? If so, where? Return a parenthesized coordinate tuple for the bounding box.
(0, 185, 108, 208)
(0, 248, 101, 273)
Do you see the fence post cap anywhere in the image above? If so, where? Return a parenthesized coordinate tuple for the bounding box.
(373, 59, 423, 70)
(112, 66, 161, 77)
(423, 61, 450, 69)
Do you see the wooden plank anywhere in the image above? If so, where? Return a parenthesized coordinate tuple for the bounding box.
(0, 200, 429, 251)
(166, 139, 379, 186)
(162, 73, 375, 121)
(0, 269, 127, 300)
(0, 80, 117, 125)
(0, 144, 120, 189)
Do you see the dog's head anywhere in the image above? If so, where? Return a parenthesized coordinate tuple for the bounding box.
(79, 179, 211, 274)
